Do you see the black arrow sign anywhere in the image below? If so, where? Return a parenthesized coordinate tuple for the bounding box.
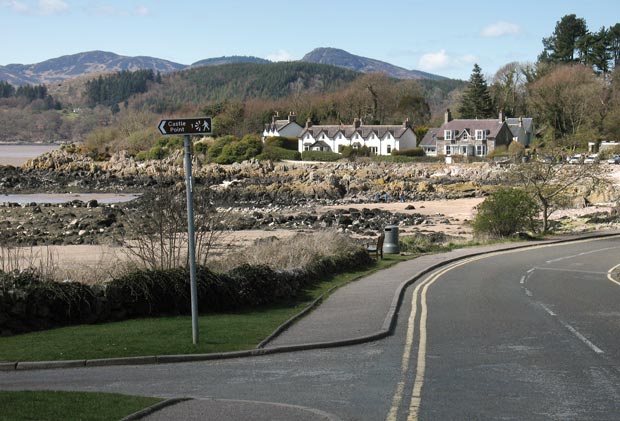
(158, 117, 212, 136)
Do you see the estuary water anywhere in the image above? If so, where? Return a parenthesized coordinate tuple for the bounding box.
(0, 144, 139, 204)
(0, 143, 60, 166)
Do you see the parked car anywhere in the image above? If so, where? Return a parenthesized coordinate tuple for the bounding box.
(583, 154, 599, 164)
(568, 154, 583, 164)
(607, 154, 620, 164)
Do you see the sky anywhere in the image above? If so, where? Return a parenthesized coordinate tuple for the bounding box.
(1, 0, 619, 80)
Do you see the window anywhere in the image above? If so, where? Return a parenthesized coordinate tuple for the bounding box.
(370, 147, 378, 155)
(304, 145, 310, 151)
(462, 132, 469, 140)
(386, 145, 392, 154)
(444, 130, 453, 141)
(475, 130, 485, 140)
(476, 145, 487, 156)
(445, 145, 451, 155)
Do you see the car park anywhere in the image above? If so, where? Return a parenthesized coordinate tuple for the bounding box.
(607, 154, 620, 164)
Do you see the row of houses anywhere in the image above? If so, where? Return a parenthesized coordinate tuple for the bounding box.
(262, 110, 535, 157)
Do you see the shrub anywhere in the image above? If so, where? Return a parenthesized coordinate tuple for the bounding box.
(256, 147, 301, 161)
(392, 147, 424, 157)
(264, 136, 298, 151)
(214, 135, 262, 164)
(472, 188, 539, 238)
(302, 150, 341, 162)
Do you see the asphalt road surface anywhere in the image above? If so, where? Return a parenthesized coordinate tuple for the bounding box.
(2, 236, 620, 420)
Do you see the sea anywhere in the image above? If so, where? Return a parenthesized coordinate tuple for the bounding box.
(0, 143, 138, 204)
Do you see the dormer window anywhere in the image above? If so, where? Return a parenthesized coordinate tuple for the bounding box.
(475, 130, 485, 140)
(444, 130, 453, 141)
(462, 132, 469, 140)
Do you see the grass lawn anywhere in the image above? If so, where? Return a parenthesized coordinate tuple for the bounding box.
(0, 254, 410, 362)
(0, 390, 162, 421)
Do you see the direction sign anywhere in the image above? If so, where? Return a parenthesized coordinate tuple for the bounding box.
(158, 117, 212, 136)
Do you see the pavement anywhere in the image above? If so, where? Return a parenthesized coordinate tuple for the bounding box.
(7, 232, 620, 420)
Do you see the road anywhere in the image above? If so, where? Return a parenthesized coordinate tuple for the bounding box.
(2, 236, 620, 420)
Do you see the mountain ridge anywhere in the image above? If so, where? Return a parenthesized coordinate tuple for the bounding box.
(0, 48, 448, 86)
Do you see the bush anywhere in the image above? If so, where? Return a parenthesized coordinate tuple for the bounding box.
(264, 136, 298, 151)
(472, 188, 539, 238)
(392, 147, 424, 157)
(302, 150, 341, 162)
(256, 147, 301, 161)
(214, 135, 262, 164)
(0, 235, 372, 335)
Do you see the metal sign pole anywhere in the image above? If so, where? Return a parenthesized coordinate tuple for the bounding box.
(183, 134, 199, 344)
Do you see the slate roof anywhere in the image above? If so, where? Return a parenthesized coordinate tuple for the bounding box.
(300, 123, 410, 140)
(420, 128, 439, 146)
(506, 117, 534, 133)
(438, 119, 505, 139)
(264, 120, 296, 132)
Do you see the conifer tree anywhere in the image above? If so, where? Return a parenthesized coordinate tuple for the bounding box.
(457, 64, 495, 119)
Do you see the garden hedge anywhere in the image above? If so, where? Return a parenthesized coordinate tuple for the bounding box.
(0, 249, 371, 336)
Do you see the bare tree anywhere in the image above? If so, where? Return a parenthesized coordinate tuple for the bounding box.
(511, 148, 611, 233)
(122, 183, 231, 270)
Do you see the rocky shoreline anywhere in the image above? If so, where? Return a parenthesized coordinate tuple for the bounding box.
(0, 149, 617, 247)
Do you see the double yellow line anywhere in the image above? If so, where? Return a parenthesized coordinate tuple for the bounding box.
(386, 255, 485, 421)
(387, 235, 620, 421)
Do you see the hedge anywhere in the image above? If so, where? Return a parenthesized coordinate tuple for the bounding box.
(301, 150, 342, 162)
(0, 249, 371, 336)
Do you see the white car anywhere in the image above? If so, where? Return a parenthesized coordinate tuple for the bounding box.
(568, 154, 582, 164)
(583, 155, 599, 164)
(607, 154, 620, 164)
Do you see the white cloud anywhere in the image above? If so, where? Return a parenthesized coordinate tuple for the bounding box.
(481, 21, 521, 38)
(135, 5, 150, 16)
(418, 50, 476, 72)
(266, 50, 294, 62)
(3, 0, 68, 14)
(39, 0, 68, 14)
(7, 0, 30, 13)
(418, 49, 450, 71)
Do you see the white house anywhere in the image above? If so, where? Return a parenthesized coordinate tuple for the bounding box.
(262, 112, 304, 141)
(297, 118, 417, 155)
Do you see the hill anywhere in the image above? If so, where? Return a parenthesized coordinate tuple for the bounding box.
(1, 48, 449, 87)
(191, 56, 271, 67)
(301, 47, 446, 81)
(0, 51, 185, 86)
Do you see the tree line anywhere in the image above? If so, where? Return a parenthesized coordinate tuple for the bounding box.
(84, 69, 161, 112)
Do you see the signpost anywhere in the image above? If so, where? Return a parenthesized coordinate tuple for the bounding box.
(158, 117, 212, 136)
(158, 117, 212, 345)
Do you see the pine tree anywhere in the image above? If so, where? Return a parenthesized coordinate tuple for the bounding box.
(457, 64, 495, 119)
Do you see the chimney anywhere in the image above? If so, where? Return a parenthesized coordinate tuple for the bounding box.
(272, 111, 279, 124)
(518, 116, 523, 127)
(444, 109, 452, 124)
(288, 111, 296, 123)
(498, 109, 504, 123)
(353, 118, 361, 129)
(403, 118, 412, 128)
(305, 118, 312, 128)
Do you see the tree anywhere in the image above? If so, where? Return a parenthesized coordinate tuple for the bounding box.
(457, 64, 495, 119)
(609, 23, 620, 68)
(527, 64, 603, 142)
(472, 188, 539, 237)
(540, 14, 588, 63)
(510, 148, 608, 233)
(490, 62, 528, 118)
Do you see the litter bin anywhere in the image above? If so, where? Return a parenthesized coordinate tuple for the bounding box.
(383, 225, 400, 254)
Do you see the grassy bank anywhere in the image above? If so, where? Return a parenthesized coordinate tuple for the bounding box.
(0, 254, 409, 362)
(0, 390, 162, 421)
